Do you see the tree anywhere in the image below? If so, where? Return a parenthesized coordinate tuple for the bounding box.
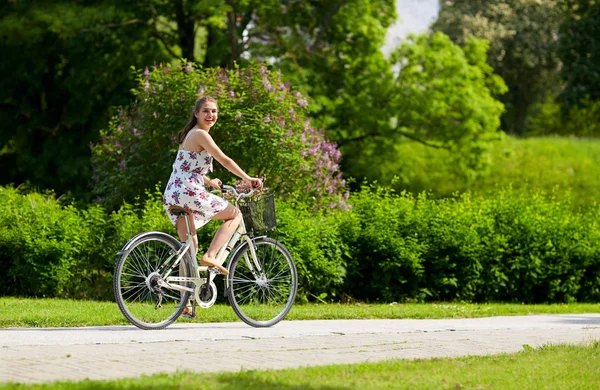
(248, 0, 398, 181)
(433, 0, 564, 135)
(0, 0, 397, 197)
(557, 0, 600, 107)
(144, 0, 399, 179)
(91, 61, 347, 210)
(345, 33, 508, 184)
(0, 0, 168, 197)
(526, 1, 600, 138)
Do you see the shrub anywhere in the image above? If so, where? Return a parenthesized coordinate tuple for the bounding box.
(528, 97, 600, 138)
(276, 203, 346, 302)
(2, 184, 598, 303)
(0, 186, 176, 299)
(0, 185, 348, 302)
(338, 185, 600, 303)
(91, 61, 347, 211)
(476, 188, 600, 303)
(0, 186, 103, 297)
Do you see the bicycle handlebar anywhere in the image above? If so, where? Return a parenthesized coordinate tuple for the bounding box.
(221, 184, 257, 203)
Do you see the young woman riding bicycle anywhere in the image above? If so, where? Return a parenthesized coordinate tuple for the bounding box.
(162, 97, 262, 291)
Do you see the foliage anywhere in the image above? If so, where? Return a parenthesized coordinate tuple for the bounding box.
(338, 184, 600, 303)
(0, 0, 510, 201)
(0, 185, 347, 301)
(346, 32, 508, 184)
(276, 205, 347, 302)
(392, 33, 507, 172)
(91, 61, 346, 210)
(528, 96, 600, 137)
(0, 1, 167, 198)
(557, 0, 600, 108)
(0, 186, 105, 297)
(433, 0, 565, 135)
(2, 183, 599, 304)
(0, 0, 399, 202)
(254, 1, 397, 174)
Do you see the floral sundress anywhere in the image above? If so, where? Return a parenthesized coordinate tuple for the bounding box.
(163, 149, 229, 229)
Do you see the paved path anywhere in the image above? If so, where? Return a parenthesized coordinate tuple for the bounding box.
(2, 314, 599, 384)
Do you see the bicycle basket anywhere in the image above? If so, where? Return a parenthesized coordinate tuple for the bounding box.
(238, 193, 277, 232)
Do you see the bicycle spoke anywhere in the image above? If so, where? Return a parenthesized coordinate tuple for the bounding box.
(228, 238, 297, 327)
(115, 235, 192, 330)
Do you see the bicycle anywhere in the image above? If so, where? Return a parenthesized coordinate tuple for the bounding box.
(113, 185, 298, 330)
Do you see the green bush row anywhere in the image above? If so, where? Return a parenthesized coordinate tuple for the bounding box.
(339, 186, 600, 303)
(1, 184, 598, 303)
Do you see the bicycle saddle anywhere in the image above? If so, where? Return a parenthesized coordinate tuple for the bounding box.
(168, 205, 191, 217)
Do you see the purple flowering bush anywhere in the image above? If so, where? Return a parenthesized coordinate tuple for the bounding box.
(91, 61, 347, 210)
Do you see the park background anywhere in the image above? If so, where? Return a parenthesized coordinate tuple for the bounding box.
(0, 0, 599, 304)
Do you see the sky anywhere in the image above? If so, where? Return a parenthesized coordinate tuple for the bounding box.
(383, 0, 441, 55)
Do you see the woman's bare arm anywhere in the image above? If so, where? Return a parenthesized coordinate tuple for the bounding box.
(194, 131, 252, 181)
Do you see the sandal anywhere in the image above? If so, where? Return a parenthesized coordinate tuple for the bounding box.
(181, 305, 197, 319)
(200, 257, 229, 275)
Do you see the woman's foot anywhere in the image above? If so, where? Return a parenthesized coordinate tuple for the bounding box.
(200, 255, 229, 275)
(181, 305, 197, 319)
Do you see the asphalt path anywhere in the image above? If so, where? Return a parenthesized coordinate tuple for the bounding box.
(1, 314, 599, 384)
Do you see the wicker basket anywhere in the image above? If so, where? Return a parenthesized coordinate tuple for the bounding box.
(238, 193, 277, 232)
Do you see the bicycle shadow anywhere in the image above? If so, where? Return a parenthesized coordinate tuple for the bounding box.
(214, 376, 349, 390)
(39, 373, 349, 390)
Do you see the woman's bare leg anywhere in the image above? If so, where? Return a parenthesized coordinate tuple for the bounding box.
(201, 204, 242, 271)
(175, 215, 198, 256)
(174, 215, 198, 315)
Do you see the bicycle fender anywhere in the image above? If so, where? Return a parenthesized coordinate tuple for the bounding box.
(227, 235, 268, 264)
(224, 235, 268, 292)
(116, 231, 179, 256)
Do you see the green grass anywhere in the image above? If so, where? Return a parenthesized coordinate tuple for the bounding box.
(386, 136, 600, 209)
(2, 343, 599, 389)
(1, 297, 599, 328)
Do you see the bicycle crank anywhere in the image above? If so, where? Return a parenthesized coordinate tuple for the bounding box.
(195, 280, 218, 308)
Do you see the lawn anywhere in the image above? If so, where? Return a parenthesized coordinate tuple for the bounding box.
(2, 343, 598, 389)
(1, 297, 599, 328)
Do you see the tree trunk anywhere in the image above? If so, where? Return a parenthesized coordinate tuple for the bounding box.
(225, 0, 238, 68)
(174, 0, 195, 61)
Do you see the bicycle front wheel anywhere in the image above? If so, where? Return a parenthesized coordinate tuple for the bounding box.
(114, 233, 195, 330)
(227, 237, 298, 327)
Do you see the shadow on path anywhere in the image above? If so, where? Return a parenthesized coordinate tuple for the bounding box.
(0, 325, 239, 332)
(554, 316, 600, 326)
(5, 371, 348, 390)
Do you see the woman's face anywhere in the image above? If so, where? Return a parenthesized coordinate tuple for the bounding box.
(196, 102, 218, 130)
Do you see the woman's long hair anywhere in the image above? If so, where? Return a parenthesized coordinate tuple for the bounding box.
(177, 96, 218, 144)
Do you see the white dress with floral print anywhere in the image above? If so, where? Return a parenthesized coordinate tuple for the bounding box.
(163, 149, 229, 229)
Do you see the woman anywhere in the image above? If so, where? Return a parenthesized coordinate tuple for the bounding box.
(163, 96, 262, 279)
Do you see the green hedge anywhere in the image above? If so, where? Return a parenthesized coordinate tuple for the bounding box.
(339, 185, 600, 303)
(1, 185, 598, 303)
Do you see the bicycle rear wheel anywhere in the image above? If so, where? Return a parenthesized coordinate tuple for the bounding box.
(114, 232, 195, 330)
(227, 237, 297, 327)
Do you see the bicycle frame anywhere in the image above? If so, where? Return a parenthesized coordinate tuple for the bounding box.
(160, 190, 265, 298)
(114, 184, 297, 329)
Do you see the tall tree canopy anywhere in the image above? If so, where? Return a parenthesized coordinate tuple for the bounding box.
(346, 32, 508, 183)
(0, 0, 396, 196)
(433, 0, 564, 135)
(0, 0, 510, 197)
(557, 0, 600, 108)
(0, 0, 167, 197)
